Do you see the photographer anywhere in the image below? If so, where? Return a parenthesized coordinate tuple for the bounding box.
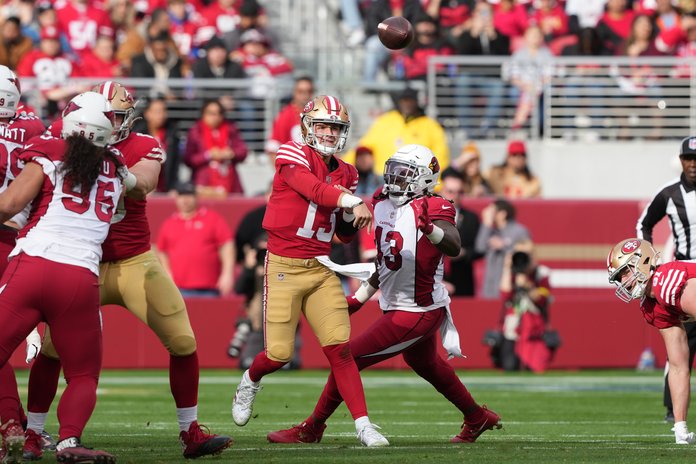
(497, 243, 554, 372)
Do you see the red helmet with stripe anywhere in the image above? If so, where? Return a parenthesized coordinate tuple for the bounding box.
(300, 95, 350, 156)
(92, 81, 137, 144)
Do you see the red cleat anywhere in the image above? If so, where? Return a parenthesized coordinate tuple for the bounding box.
(179, 421, 232, 459)
(451, 406, 502, 443)
(267, 422, 327, 444)
(22, 429, 43, 461)
(0, 419, 25, 464)
(55, 437, 115, 463)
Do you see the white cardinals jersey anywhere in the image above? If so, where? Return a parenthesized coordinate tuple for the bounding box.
(11, 135, 124, 275)
(372, 191, 456, 312)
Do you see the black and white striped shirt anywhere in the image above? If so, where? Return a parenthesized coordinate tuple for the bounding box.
(637, 174, 696, 260)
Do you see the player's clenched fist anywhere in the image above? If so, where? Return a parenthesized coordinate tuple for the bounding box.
(352, 202, 373, 230)
(415, 198, 435, 235)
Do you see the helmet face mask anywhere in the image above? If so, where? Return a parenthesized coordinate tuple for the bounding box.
(383, 144, 440, 206)
(607, 238, 660, 303)
(92, 81, 137, 144)
(0, 65, 21, 119)
(300, 95, 350, 157)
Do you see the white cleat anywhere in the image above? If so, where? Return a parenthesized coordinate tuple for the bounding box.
(232, 369, 262, 426)
(357, 423, 389, 447)
(676, 431, 696, 445)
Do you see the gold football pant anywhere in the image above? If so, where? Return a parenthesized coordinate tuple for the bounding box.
(264, 252, 350, 363)
(41, 250, 196, 359)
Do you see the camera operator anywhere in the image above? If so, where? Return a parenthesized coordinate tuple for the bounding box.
(498, 243, 554, 372)
(229, 233, 301, 370)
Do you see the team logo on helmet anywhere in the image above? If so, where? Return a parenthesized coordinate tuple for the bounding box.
(689, 138, 696, 150)
(428, 156, 440, 175)
(621, 240, 640, 254)
(303, 100, 314, 113)
(8, 77, 19, 93)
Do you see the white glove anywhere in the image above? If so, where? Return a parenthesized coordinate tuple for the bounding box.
(674, 421, 695, 444)
(25, 327, 41, 364)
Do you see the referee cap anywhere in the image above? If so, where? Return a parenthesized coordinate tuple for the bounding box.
(679, 136, 696, 157)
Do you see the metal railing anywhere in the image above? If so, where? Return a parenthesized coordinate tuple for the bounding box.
(428, 56, 696, 141)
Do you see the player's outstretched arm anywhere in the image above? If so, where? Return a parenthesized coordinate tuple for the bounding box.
(0, 162, 43, 223)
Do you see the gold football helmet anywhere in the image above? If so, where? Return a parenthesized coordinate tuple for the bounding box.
(300, 95, 350, 156)
(607, 238, 660, 303)
(92, 81, 137, 144)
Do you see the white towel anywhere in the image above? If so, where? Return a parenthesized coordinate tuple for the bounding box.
(316, 255, 376, 281)
(440, 306, 465, 359)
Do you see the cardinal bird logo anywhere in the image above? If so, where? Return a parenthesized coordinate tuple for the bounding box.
(8, 77, 19, 93)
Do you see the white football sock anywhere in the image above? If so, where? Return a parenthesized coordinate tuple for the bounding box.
(27, 412, 48, 434)
(177, 406, 198, 432)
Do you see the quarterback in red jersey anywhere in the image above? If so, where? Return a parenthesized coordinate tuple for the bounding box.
(268, 145, 502, 445)
(0, 91, 121, 463)
(232, 95, 388, 447)
(25, 82, 232, 460)
(608, 238, 696, 445)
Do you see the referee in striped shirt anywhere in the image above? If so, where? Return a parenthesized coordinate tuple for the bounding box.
(637, 136, 696, 424)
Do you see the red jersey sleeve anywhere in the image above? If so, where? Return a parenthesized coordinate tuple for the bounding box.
(426, 195, 456, 225)
(275, 143, 342, 208)
(130, 133, 167, 164)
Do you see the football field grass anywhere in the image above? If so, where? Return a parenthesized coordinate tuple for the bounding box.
(15, 369, 696, 463)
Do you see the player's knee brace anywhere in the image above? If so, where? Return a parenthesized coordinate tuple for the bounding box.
(266, 343, 293, 363)
(167, 335, 197, 356)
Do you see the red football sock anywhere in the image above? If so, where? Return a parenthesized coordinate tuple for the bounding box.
(0, 364, 23, 423)
(248, 352, 285, 382)
(27, 353, 62, 413)
(409, 354, 481, 418)
(170, 353, 199, 408)
(322, 343, 367, 420)
(56, 375, 97, 441)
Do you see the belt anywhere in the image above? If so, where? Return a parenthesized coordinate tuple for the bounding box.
(267, 252, 321, 268)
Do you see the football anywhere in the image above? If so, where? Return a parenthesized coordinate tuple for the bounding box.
(377, 16, 414, 50)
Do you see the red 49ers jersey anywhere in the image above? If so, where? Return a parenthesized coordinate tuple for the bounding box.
(263, 141, 358, 259)
(372, 192, 456, 312)
(14, 135, 123, 275)
(640, 261, 696, 329)
(102, 132, 166, 262)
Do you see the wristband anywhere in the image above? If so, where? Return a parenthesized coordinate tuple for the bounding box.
(124, 171, 137, 191)
(354, 281, 378, 303)
(426, 225, 445, 244)
(338, 193, 363, 209)
(342, 210, 355, 222)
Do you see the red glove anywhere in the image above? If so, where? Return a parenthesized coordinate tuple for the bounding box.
(416, 198, 434, 235)
(346, 295, 364, 315)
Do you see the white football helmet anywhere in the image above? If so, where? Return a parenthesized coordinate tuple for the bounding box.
(61, 92, 115, 147)
(383, 144, 441, 205)
(300, 95, 350, 157)
(607, 238, 660, 303)
(0, 66, 21, 118)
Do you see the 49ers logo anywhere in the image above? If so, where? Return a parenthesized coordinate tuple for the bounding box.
(303, 100, 314, 113)
(621, 240, 641, 254)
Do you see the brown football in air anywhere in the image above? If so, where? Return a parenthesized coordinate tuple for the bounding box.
(377, 16, 414, 50)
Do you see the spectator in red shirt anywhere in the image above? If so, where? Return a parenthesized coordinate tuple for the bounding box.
(184, 98, 248, 197)
(77, 34, 124, 77)
(393, 15, 452, 81)
(265, 75, 315, 158)
(156, 182, 235, 298)
(425, 0, 473, 34)
(531, 0, 570, 42)
(596, 0, 636, 54)
(55, 0, 114, 53)
(166, 0, 204, 59)
(494, 0, 530, 41)
(231, 28, 293, 98)
(199, 0, 241, 43)
(16, 26, 85, 118)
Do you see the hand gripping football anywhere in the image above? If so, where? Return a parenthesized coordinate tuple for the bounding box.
(377, 16, 414, 50)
